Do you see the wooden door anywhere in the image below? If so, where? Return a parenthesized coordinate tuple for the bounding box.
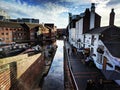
(103, 56, 107, 70)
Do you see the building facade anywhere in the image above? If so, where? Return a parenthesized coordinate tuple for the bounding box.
(0, 9, 10, 21)
(0, 21, 45, 44)
(67, 3, 120, 85)
(9, 18, 39, 24)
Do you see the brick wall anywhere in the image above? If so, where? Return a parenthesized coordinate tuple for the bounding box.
(0, 53, 45, 90)
(0, 65, 11, 90)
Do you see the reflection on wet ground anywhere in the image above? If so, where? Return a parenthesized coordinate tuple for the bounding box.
(42, 40, 64, 90)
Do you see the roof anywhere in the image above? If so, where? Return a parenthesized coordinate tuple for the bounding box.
(0, 21, 23, 28)
(86, 25, 120, 34)
(44, 23, 54, 29)
(101, 70, 120, 80)
(0, 21, 46, 31)
(45, 25, 53, 30)
(25, 23, 42, 29)
(86, 26, 109, 34)
(103, 41, 120, 58)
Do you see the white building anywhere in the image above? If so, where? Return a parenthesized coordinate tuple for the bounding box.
(68, 3, 101, 49)
(0, 9, 10, 20)
(67, 3, 120, 85)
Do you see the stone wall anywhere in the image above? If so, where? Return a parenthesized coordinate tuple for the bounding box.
(0, 53, 45, 90)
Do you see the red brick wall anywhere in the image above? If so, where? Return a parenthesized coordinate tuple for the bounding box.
(13, 54, 45, 90)
(0, 27, 13, 44)
(0, 54, 45, 90)
(0, 68, 11, 90)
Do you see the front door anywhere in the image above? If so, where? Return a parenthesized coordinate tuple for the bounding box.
(103, 56, 107, 70)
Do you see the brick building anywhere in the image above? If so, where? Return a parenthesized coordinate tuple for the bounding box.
(0, 21, 47, 45)
(0, 21, 57, 45)
(0, 21, 28, 44)
(57, 28, 66, 38)
(44, 23, 57, 41)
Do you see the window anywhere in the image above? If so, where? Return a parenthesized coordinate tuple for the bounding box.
(19, 33, 21, 36)
(97, 53, 103, 64)
(107, 63, 113, 68)
(97, 45, 104, 54)
(31, 33, 34, 35)
(14, 38, 16, 40)
(115, 66, 120, 72)
(1, 33, 4, 35)
(6, 33, 8, 35)
(91, 35, 95, 45)
(2, 38, 5, 41)
(6, 38, 9, 40)
(90, 48, 94, 56)
(0, 28, 2, 30)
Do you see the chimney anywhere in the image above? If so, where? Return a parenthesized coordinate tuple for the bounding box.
(109, 8, 115, 26)
(91, 3, 95, 12)
(90, 3, 95, 29)
(83, 8, 90, 33)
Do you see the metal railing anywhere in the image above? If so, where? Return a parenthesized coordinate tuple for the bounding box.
(64, 40, 79, 90)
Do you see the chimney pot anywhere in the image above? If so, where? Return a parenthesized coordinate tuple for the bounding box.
(109, 8, 115, 26)
(91, 3, 95, 12)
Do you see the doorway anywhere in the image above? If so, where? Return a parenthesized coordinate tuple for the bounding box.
(103, 56, 107, 70)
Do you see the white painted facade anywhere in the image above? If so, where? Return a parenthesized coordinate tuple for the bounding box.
(84, 34, 100, 66)
(96, 40, 120, 70)
(83, 34, 120, 70)
(75, 18, 84, 49)
(69, 28, 76, 46)
(68, 3, 120, 86)
(74, 11, 96, 49)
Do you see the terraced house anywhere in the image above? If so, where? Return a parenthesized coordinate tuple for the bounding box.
(67, 3, 120, 85)
(0, 21, 53, 45)
(0, 21, 29, 44)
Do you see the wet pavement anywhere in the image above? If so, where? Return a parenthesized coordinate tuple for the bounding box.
(65, 40, 120, 90)
(42, 40, 64, 90)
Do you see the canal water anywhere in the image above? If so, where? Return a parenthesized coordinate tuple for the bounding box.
(42, 40, 64, 90)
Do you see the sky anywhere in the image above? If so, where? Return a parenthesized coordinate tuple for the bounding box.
(0, 0, 120, 28)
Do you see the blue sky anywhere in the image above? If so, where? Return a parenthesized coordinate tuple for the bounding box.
(0, 0, 120, 28)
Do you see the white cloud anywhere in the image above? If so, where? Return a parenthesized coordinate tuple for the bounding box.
(90, 0, 110, 3)
(0, 0, 68, 28)
(95, 0, 120, 26)
(0, 0, 120, 28)
(60, 0, 92, 7)
(61, 0, 91, 3)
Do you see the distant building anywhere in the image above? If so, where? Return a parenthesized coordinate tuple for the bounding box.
(0, 21, 57, 45)
(57, 28, 67, 38)
(43, 23, 57, 41)
(9, 18, 39, 24)
(0, 9, 10, 21)
(0, 21, 29, 44)
(0, 21, 44, 44)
